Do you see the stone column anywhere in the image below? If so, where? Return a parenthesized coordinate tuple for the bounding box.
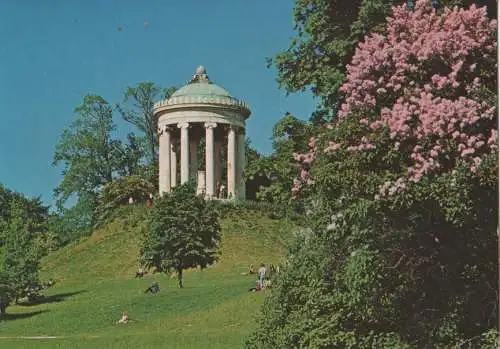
(158, 125, 171, 196)
(237, 130, 246, 200)
(205, 122, 217, 198)
(170, 144, 177, 187)
(178, 122, 190, 184)
(189, 139, 198, 181)
(227, 125, 237, 199)
(215, 140, 222, 185)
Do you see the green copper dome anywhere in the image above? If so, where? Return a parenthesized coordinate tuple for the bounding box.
(153, 66, 251, 119)
(171, 81, 232, 98)
(171, 66, 232, 98)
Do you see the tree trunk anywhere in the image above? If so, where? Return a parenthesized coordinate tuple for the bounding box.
(148, 131, 156, 165)
(177, 269, 183, 288)
(0, 303, 6, 320)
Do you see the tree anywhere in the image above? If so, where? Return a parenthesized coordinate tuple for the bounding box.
(0, 272, 9, 319)
(269, 0, 496, 124)
(140, 184, 220, 288)
(48, 191, 96, 246)
(248, 1, 497, 347)
(0, 185, 49, 226)
(53, 95, 131, 209)
(0, 197, 49, 318)
(117, 133, 143, 177)
(244, 139, 269, 200)
(246, 113, 313, 213)
(116, 83, 177, 164)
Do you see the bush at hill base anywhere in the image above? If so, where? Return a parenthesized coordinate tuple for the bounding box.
(95, 175, 156, 225)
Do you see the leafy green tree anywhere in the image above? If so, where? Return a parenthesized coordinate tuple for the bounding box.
(0, 185, 49, 226)
(48, 192, 96, 246)
(244, 139, 268, 200)
(116, 83, 177, 164)
(269, 0, 496, 124)
(53, 95, 131, 209)
(140, 184, 220, 288)
(0, 272, 9, 319)
(246, 113, 312, 213)
(118, 133, 143, 176)
(248, 1, 497, 347)
(0, 198, 48, 318)
(0, 185, 52, 254)
(2, 212, 40, 302)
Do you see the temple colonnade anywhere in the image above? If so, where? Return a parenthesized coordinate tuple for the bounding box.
(154, 66, 251, 200)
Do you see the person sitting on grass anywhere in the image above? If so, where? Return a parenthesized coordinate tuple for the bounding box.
(135, 266, 146, 278)
(241, 264, 255, 275)
(117, 311, 129, 324)
(145, 281, 160, 294)
(248, 281, 262, 292)
(249, 278, 273, 292)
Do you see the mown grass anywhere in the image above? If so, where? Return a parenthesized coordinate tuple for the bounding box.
(0, 204, 296, 349)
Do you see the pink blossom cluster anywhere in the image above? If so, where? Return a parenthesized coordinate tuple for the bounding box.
(293, 0, 497, 195)
(292, 136, 319, 192)
(346, 136, 376, 152)
(376, 178, 407, 199)
(324, 141, 342, 154)
(292, 178, 302, 195)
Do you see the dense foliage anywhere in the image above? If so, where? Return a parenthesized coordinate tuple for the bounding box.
(247, 1, 498, 348)
(0, 184, 53, 319)
(246, 114, 312, 214)
(52, 83, 175, 244)
(53, 95, 138, 209)
(116, 83, 177, 165)
(95, 175, 156, 225)
(269, 0, 496, 124)
(140, 184, 221, 288)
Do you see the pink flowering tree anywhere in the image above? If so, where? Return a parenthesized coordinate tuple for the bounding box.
(247, 2, 498, 348)
(295, 0, 497, 199)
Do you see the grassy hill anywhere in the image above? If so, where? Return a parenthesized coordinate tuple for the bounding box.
(0, 204, 296, 349)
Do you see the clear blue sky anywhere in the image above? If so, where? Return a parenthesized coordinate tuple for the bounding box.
(0, 0, 316, 208)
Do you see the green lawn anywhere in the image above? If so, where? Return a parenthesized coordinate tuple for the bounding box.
(0, 205, 295, 349)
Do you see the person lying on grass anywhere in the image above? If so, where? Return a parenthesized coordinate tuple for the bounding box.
(241, 264, 255, 275)
(145, 281, 160, 294)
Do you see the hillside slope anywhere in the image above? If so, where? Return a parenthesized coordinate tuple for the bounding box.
(0, 204, 297, 349)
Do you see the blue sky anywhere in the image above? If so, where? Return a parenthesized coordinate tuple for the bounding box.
(0, 0, 316, 207)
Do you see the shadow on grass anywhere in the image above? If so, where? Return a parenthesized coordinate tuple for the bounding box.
(1, 309, 49, 321)
(21, 290, 88, 306)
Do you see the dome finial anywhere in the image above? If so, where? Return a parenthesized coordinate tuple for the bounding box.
(190, 65, 210, 84)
